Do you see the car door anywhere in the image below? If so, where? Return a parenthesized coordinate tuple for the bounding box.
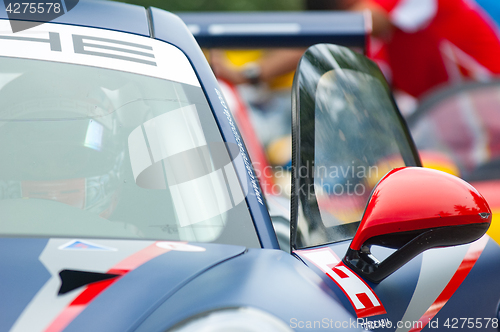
(290, 44, 500, 331)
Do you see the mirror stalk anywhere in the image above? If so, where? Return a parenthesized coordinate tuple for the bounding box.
(345, 223, 490, 283)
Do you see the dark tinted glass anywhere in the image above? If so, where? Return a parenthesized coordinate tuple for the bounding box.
(292, 44, 420, 249)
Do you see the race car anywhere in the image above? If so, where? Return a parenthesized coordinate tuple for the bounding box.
(0, 1, 497, 332)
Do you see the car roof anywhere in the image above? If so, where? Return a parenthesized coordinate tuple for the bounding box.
(0, 1, 211, 68)
(0, 0, 151, 36)
(0, 2, 369, 50)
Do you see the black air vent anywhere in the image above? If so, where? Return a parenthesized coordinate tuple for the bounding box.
(58, 269, 120, 295)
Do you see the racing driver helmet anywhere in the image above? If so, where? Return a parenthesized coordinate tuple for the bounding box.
(0, 69, 125, 219)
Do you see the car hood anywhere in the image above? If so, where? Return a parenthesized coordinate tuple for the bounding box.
(0, 237, 246, 332)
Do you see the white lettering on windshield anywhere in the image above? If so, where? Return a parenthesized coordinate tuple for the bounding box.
(215, 87, 263, 205)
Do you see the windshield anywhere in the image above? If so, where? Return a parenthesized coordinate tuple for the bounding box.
(0, 56, 260, 248)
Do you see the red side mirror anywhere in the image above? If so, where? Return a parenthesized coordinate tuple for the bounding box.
(344, 167, 491, 283)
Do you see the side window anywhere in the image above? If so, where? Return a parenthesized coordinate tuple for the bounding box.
(291, 44, 420, 249)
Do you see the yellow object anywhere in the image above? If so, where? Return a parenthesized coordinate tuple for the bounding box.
(266, 135, 292, 166)
(224, 50, 295, 89)
(225, 50, 262, 66)
(487, 209, 500, 246)
(420, 150, 461, 177)
(366, 155, 405, 189)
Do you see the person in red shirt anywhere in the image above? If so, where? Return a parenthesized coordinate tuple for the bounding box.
(216, 0, 500, 100)
(323, 0, 500, 98)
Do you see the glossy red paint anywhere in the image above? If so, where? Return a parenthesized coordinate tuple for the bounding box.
(350, 167, 491, 250)
(470, 180, 500, 210)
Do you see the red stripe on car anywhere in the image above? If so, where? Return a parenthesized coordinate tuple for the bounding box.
(44, 242, 172, 332)
(409, 236, 489, 332)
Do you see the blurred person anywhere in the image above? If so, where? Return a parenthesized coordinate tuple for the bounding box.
(328, 0, 500, 100)
(210, 49, 304, 87)
(212, 0, 500, 126)
(212, 0, 500, 187)
(215, 0, 500, 101)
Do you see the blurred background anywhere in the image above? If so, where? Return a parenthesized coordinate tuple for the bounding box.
(117, 0, 302, 12)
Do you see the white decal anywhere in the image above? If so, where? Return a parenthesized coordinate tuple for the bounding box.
(58, 240, 117, 251)
(215, 87, 263, 205)
(128, 104, 245, 228)
(0, 20, 200, 87)
(156, 241, 206, 252)
(299, 248, 386, 318)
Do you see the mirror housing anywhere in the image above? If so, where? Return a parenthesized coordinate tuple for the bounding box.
(344, 167, 491, 283)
